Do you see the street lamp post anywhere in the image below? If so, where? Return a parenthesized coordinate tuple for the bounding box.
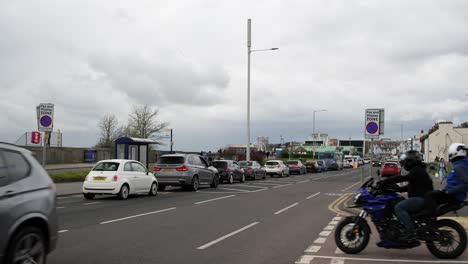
(246, 18, 278, 161)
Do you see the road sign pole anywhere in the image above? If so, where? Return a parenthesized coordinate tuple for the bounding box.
(42, 132, 46, 166)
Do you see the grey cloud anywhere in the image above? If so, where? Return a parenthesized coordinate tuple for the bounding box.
(88, 53, 230, 107)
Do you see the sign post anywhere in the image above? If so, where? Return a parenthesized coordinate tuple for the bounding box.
(364, 109, 385, 182)
(37, 103, 54, 166)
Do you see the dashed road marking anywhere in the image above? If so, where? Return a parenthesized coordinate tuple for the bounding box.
(342, 180, 361, 192)
(329, 220, 339, 225)
(331, 258, 345, 264)
(274, 202, 299, 215)
(314, 237, 326, 244)
(218, 188, 250, 192)
(324, 225, 335, 231)
(273, 184, 293, 188)
(100, 207, 176, 225)
(305, 245, 321, 253)
(197, 222, 259, 250)
(304, 255, 468, 263)
(296, 180, 310, 184)
(295, 255, 314, 264)
(194, 195, 236, 205)
(56, 206, 66, 209)
(333, 216, 342, 221)
(83, 202, 101, 206)
(306, 192, 321, 199)
(334, 247, 344, 254)
(319, 230, 332, 237)
(58, 230, 68, 233)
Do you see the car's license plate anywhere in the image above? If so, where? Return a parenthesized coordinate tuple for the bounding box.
(163, 168, 173, 172)
(93, 177, 106, 181)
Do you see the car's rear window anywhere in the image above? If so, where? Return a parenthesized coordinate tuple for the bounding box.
(385, 163, 398, 167)
(266, 161, 279, 165)
(286, 161, 298, 165)
(93, 162, 120, 171)
(158, 157, 185, 164)
(238, 161, 253, 166)
(317, 161, 324, 165)
(212, 161, 228, 168)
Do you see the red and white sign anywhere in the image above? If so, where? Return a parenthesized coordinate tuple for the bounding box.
(31, 131, 41, 144)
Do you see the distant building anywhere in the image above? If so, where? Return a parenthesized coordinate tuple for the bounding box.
(328, 138, 338, 146)
(305, 133, 329, 146)
(226, 144, 259, 154)
(338, 139, 365, 155)
(420, 122, 468, 162)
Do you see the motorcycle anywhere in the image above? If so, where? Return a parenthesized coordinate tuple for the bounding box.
(334, 177, 468, 259)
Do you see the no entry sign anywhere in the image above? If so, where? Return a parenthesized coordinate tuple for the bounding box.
(365, 109, 384, 139)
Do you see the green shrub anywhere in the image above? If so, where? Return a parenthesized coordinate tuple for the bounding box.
(49, 170, 89, 183)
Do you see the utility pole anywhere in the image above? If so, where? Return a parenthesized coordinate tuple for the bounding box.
(170, 129, 173, 153)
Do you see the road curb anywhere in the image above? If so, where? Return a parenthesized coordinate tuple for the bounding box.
(56, 192, 82, 198)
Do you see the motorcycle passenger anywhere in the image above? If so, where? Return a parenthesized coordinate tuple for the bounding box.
(377, 150, 434, 240)
(425, 143, 468, 215)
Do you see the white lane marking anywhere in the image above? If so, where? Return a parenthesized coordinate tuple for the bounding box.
(273, 184, 293, 189)
(248, 182, 282, 186)
(341, 180, 361, 192)
(218, 188, 250, 193)
(194, 195, 235, 205)
(56, 206, 66, 209)
(58, 230, 69, 233)
(83, 202, 101, 206)
(305, 245, 321, 253)
(314, 237, 327, 244)
(274, 202, 299, 215)
(56, 195, 82, 200)
(306, 192, 320, 199)
(333, 216, 342, 221)
(100, 207, 176, 225)
(295, 255, 314, 264)
(249, 188, 268, 193)
(334, 248, 344, 254)
(324, 225, 335, 231)
(308, 255, 468, 263)
(197, 222, 259, 250)
(329, 220, 339, 225)
(234, 184, 267, 189)
(320, 231, 332, 237)
(331, 259, 344, 264)
(296, 180, 310, 184)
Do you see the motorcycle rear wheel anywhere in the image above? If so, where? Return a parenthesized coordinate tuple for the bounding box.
(335, 216, 370, 254)
(426, 219, 467, 259)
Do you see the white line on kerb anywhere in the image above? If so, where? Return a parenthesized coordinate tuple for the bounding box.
(194, 195, 235, 205)
(306, 192, 320, 199)
(274, 202, 299, 215)
(84, 202, 101, 206)
(197, 222, 259, 250)
(58, 230, 68, 233)
(100, 207, 176, 225)
(331, 259, 344, 264)
(310, 255, 468, 263)
(273, 184, 293, 189)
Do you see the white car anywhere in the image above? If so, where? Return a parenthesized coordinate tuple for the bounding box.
(82, 159, 158, 200)
(264, 160, 290, 177)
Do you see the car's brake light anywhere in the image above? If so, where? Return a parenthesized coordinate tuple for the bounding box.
(277, 165, 281, 168)
(176, 166, 188, 171)
(153, 166, 162, 171)
(246, 168, 252, 173)
(113, 175, 118, 182)
(293, 165, 299, 168)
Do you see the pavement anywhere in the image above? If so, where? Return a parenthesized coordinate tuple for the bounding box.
(48, 166, 468, 264)
(45, 163, 95, 173)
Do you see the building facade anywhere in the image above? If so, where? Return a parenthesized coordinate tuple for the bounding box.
(421, 122, 468, 162)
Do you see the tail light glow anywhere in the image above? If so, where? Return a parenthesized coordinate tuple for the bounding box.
(176, 165, 188, 171)
(277, 165, 281, 168)
(113, 175, 118, 182)
(153, 166, 162, 171)
(293, 165, 299, 168)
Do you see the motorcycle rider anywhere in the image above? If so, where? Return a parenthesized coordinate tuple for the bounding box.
(424, 143, 468, 215)
(377, 150, 434, 240)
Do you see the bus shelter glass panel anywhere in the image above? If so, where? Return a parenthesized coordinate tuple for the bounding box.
(139, 145, 147, 165)
(117, 144, 125, 159)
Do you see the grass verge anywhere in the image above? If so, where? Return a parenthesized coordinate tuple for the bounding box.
(50, 170, 89, 183)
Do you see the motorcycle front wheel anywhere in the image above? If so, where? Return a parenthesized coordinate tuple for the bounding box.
(334, 216, 371, 254)
(426, 219, 467, 259)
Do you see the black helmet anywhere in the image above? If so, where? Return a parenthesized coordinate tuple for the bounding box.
(399, 150, 423, 171)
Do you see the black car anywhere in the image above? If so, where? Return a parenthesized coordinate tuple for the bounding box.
(238, 160, 266, 180)
(212, 160, 245, 184)
(305, 161, 321, 173)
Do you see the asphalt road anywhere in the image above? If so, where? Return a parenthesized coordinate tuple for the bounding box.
(48, 166, 468, 264)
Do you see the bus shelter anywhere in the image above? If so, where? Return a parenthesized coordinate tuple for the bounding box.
(114, 137, 158, 168)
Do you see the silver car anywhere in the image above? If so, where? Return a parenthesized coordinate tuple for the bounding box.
(0, 143, 58, 264)
(264, 160, 290, 177)
(153, 154, 219, 191)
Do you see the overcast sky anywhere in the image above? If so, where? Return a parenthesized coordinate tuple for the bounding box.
(1, 0, 468, 151)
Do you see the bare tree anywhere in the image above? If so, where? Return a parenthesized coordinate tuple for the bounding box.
(126, 105, 169, 139)
(96, 114, 121, 148)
